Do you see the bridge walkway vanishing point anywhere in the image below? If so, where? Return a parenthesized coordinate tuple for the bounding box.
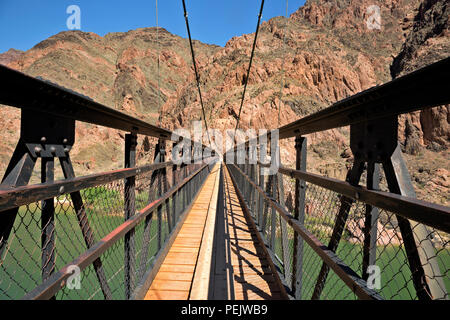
(144, 162, 285, 300)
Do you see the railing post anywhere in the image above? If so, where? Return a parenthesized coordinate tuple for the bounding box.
(172, 141, 178, 224)
(156, 139, 166, 251)
(124, 133, 137, 299)
(292, 136, 307, 299)
(257, 142, 265, 228)
(382, 145, 446, 300)
(269, 137, 277, 250)
(245, 145, 250, 202)
(277, 170, 291, 287)
(188, 143, 193, 202)
(162, 141, 171, 234)
(138, 139, 161, 282)
(257, 163, 264, 227)
(362, 162, 380, 280)
(41, 157, 55, 299)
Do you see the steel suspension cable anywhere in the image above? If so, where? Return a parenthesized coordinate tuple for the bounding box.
(181, 0, 212, 148)
(277, 0, 289, 127)
(156, 0, 162, 126)
(234, 0, 265, 136)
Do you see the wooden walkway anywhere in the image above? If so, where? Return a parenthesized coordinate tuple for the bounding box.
(210, 165, 284, 300)
(144, 162, 285, 300)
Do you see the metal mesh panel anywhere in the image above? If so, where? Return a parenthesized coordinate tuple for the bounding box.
(0, 160, 214, 300)
(227, 162, 450, 300)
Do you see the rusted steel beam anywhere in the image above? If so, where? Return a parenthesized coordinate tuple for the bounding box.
(22, 159, 214, 300)
(0, 65, 215, 156)
(131, 163, 213, 300)
(229, 164, 383, 300)
(278, 57, 450, 139)
(257, 163, 450, 234)
(0, 65, 172, 139)
(59, 156, 113, 300)
(0, 162, 174, 212)
(124, 133, 137, 299)
(311, 161, 365, 300)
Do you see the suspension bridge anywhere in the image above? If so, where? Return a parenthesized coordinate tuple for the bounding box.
(0, 0, 449, 300)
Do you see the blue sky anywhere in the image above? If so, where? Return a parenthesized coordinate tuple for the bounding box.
(0, 0, 306, 53)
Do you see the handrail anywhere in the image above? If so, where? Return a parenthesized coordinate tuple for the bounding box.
(22, 158, 215, 300)
(228, 56, 450, 152)
(0, 161, 173, 212)
(0, 158, 220, 212)
(278, 57, 450, 139)
(227, 163, 383, 300)
(256, 162, 450, 234)
(0, 64, 212, 153)
(0, 65, 172, 139)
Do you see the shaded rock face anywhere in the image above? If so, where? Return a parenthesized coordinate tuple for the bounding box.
(392, 0, 450, 152)
(0, 48, 24, 65)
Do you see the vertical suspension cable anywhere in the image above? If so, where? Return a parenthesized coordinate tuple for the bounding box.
(233, 0, 265, 137)
(181, 0, 212, 148)
(156, 0, 162, 126)
(277, 0, 289, 127)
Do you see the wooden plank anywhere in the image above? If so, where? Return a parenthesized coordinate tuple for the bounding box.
(154, 272, 194, 281)
(158, 264, 196, 274)
(208, 166, 285, 300)
(190, 163, 222, 300)
(169, 246, 200, 253)
(144, 163, 220, 300)
(145, 290, 190, 300)
(150, 279, 192, 291)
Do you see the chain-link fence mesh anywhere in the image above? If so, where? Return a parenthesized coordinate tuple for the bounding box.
(228, 162, 449, 300)
(0, 160, 215, 300)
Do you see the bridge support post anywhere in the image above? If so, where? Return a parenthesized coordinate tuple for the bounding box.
(362, 161, 380, 281)
(1, 109, 113, 299)
(269, 138, 277, 251)
(156, 139, 166, 251)
(311, 116, 444, 300)
(292, 135, 307, 299)
(138, 138, 165, 282)
(124, 133, 137, 299)
(172, 141, 178, 224)
(0, 140, 37, 259)
(311, 159, 365, 300)
(382, 145, 446, 300)
(162, 141, 171, 234)
(276, 152, 291, 288)
(41, 156, 56, 300)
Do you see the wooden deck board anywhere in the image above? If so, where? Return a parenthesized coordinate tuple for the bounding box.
(143, 162, 285, 300)
(208, 166, 285, 300)
(144, 163, 220, 300)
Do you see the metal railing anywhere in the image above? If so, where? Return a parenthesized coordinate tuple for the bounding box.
(0, 65, 218, 299)
(226, 57, 450, 300)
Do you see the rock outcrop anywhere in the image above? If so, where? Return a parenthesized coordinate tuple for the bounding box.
(0, 48, 24, 65)
(392, 0, 449, 152)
